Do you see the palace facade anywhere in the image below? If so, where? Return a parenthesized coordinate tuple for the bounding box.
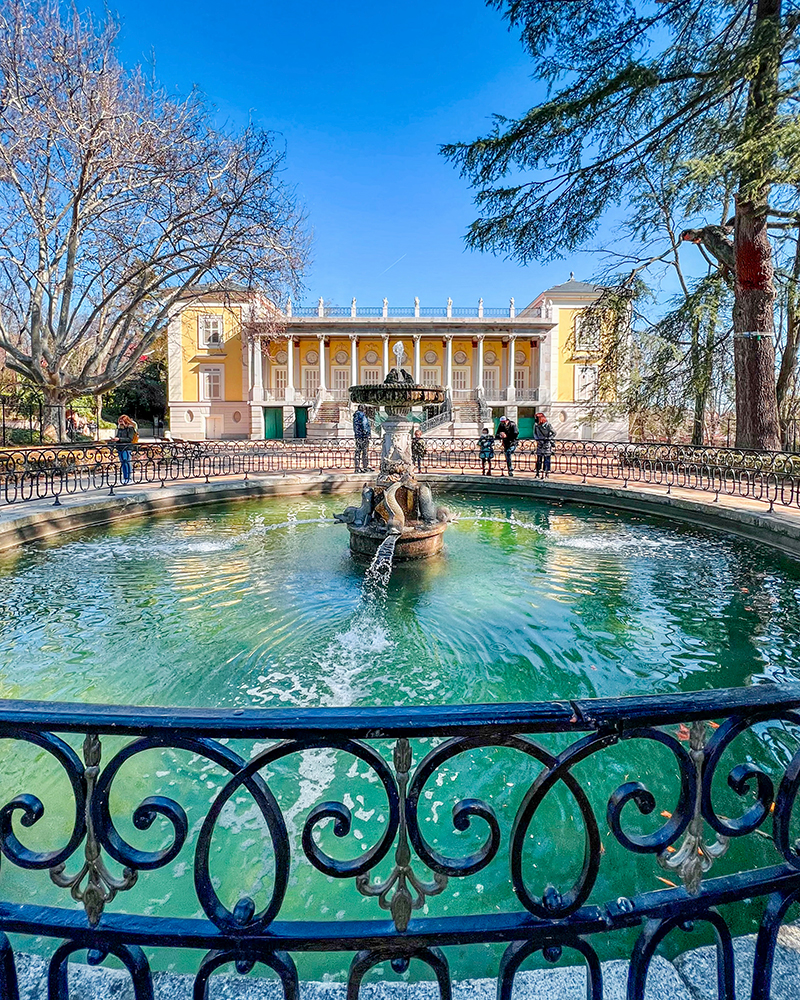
(166, 277, 627, 441)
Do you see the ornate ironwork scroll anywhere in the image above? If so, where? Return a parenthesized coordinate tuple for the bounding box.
(0, 686, 796, 998)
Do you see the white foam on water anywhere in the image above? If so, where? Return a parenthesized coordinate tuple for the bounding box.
(301, 534, 399, 708)
(238, 517, 335, 542)
(314, 611, 395, 707)
(48, 536, 237, 564)
(549, 531, 668, 554)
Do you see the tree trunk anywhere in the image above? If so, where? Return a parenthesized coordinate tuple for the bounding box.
(732, 0, 782, 451)
(691, 390, 706, 446)
(42, 387, 68, 444)
(732, 197, 782, 450)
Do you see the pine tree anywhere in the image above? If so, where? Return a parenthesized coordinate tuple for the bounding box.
(443, 0, 800, 450)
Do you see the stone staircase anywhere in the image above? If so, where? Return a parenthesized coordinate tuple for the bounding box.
(457, 400, 482, 425)
(315, 402, 341, 423)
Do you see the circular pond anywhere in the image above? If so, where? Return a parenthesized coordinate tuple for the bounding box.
(1, 491, 799, 981)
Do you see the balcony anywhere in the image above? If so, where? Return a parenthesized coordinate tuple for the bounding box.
(284, 300, 554, 322)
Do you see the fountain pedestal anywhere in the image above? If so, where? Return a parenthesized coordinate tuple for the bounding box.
(334, 357, 450, 561)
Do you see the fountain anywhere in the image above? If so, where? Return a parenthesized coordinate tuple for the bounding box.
(335, 342, 451, 560)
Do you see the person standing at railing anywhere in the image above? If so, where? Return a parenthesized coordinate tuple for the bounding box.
(353, 404, 374, 473)
(496, 415, 519, 477)
(411, 427, 426, 473)
(534, 411, 556, 477)
(110, 414, 138, 485)
(478, 427, 495, 475)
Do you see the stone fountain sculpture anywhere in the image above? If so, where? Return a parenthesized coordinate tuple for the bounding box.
(335, 342, 450, 560)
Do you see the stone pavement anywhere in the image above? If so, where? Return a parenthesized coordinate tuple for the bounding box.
(9, 951, 694, 999)
(13, 935, 800, 998)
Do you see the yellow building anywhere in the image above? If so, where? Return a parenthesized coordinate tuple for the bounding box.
(166, 277, 627, 441)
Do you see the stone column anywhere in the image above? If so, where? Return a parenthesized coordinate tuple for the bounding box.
(445, 336, 453, 390)
(382, 335, 390, 378)
(318, 335, 327, 392)
(286, 337, 295, 402)
(413, 335, 421, 383)
(507, 335, 517, 402)
(250, 404, 264, 440)
(252, 339, 263, 402)
(477, 336, 485, 390)
(350, 334, 358, 386)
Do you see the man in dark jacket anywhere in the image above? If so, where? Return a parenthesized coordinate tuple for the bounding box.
(353, 405, 373, 473)
(495, 415, 519, 476)
(533, 412, 556, 477)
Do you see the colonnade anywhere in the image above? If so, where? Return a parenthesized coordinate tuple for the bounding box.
(248, 332, 528, 399)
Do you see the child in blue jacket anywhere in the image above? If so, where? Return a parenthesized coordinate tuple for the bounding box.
(478, 428, 495, 475)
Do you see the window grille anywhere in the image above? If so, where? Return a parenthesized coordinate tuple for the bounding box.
(575, 364, 598, 401)
(574, 314, 600, 353)
(199, 314, 224, 347)
(200, 367, 223, 400)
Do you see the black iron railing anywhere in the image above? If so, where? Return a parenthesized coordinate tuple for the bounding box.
(0, 685, 799, 997)
(1, 439, 799, 512)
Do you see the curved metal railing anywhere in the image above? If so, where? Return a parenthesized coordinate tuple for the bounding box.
(1, 438, 799, 513)
(0, 685, 798, 997)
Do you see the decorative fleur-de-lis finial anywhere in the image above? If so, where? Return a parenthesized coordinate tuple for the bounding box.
(50, 734, 138, 925)
(356, 738, 447, 931)
(657, 721, 729, 895)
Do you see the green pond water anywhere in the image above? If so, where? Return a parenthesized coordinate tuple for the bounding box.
(1, 492, 800, 983)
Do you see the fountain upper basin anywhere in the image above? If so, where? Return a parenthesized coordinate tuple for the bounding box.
(349, 384, 446, 408)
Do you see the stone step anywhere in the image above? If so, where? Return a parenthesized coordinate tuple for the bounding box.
(312, 403, 341, 423)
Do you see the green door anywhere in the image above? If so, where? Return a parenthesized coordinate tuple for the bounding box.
(263, 407, 283, 439)
(294, 407, 308, 439)
(518, 416, 535, 439)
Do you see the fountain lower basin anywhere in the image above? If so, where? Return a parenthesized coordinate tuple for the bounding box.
(347, 520, 448, 560)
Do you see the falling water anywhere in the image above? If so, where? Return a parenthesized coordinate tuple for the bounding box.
(310, 532, 399, 706)
(363, 532, 399, 594)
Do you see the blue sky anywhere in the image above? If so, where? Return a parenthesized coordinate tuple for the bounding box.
(103, 0, 596, 309)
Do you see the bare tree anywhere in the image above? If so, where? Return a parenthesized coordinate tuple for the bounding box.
(0, 0, 306, 437)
